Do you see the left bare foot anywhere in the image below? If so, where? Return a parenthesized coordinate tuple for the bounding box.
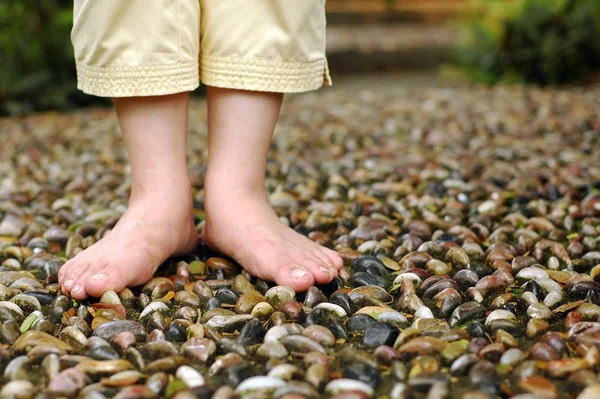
(202, 187, 343, 292)
(58, 185, 198, 300)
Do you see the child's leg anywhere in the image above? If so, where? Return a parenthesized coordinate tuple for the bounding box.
(58, 93, 197, 300)
(202, 87, 342, 292)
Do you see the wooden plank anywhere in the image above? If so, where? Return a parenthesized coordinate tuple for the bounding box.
(326, 0, 470, 14)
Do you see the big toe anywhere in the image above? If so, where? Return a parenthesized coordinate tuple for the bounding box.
(85, 268, 127, 298)
(276, 266, 315, 292)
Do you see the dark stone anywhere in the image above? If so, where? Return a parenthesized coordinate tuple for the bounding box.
(165, 321, 187, 342)
(486, 319, 521, 335)
(350, 272, 387, 289)
(567, 281, 600, 299)
(237, 319, 266, 347)
(407, 373, 450, 391)
(469, 263, 493, 279)
(85, 345, 120, 361)
(326, 316, 348, 340)
(347, 314, 377, 333)
(294, 224, 310, 236)
(225, 362, 254, 386)
(362, 322, 400, 349)
(450, 302, 486, 327)
(215, 288, 239, 305)
(342, 361, 380, 388)
(210, 269, 227, 280)
(21, 290, 55, 306)
(304, 286, 327, 308)
(49, 295, 72, 323)
(305, 308, 347, 339)
(468, 360, 499, 394)
(453, 270, 479, 290)
(329, 292, 356, 317)
(23, 254, 63, 280)
(439, 295, 461, 319)
(524, 280, 545, 301)
(351, 256, 388, 277)
(206, 297, 221, 310)
(466, 322, 486, 338)
(316, 277, 343, 296)
(186, 385, 214, 399)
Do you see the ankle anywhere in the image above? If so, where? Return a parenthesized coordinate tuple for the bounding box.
(130, 179, 192, 204)
(204, 183, 267, 207)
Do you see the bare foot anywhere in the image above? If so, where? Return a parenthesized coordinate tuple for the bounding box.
(58, 188, 198, 300)
(202, 188, 343, 292)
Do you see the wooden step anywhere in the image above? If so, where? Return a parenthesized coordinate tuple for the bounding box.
(326, 0, 470, 22)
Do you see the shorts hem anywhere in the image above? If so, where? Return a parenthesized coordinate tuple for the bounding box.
(76, 61, 200, 97)
(200, 54, 332, 93)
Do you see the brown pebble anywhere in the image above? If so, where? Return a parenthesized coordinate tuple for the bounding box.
(282, 301, 306, 323)
(518, 375, 557, 399)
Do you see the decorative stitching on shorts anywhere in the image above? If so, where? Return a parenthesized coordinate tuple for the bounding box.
(200, 54, 331, 93)
(76, 61, 199, 97)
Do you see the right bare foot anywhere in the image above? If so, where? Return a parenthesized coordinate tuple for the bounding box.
(58, 185, 198, 300)
(202, 186, 343, 292)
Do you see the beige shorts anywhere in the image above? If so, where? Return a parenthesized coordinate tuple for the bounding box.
(71, 0, 332, 97)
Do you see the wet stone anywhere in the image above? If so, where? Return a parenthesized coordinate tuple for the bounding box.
(329, 291, 357, 316)
(350, 272, 387, 289)
(215, 288, 239, 305)
(304, 287, 327, 308)
(347, 315, 377, 333)
(237, 318, 266, 347)
(343, 362, 380, 388)
(93, 321, 147, 342)
(362, 322, 399, 349)
(205, 315, 255, 333)
(351, 256, 389, 277)
(265, 286, 296, 309)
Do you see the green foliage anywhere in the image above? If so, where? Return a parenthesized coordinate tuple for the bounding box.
(0, 1, 107, 115)
(455, 0, 600, 85)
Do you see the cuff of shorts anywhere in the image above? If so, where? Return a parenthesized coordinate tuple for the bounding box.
(76, 61, 200, 97)
(200, 54, 332, 93)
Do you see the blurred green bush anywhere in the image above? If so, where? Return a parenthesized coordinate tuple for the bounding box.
(455, 0, 600, 85)
(0, 1, 107, 115)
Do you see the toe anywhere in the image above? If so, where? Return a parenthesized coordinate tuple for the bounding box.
(276, 266, 315, 292)
(301, 257, 334, 285)
(314, 249, 337, 274)
(61, 261, 89, 295)
(85, 267, 128, 298)
(70, 281, 88, 300)
(324, 248, 344, 270)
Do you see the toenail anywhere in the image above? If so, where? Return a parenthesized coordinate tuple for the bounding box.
(64, 279, 74, 288)
(291, 268, 309, 279)
(91, 273, 108, 281)
(319, 266, 333, 276)
(72, 285, 82, 293)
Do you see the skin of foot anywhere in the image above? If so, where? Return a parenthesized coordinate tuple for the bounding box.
(59, 87, 344, 298)
(59, 93, 197, 300)
(58, 188, 198, 300)
(202, 187, 343, 292)
(201, 86, 343, 292)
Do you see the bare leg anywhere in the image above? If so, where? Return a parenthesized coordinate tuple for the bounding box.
(58, 93, 198, 300)
(202, 86, 343, 292)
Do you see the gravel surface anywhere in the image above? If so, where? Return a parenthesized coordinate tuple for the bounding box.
(0, 79, 599, 398)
